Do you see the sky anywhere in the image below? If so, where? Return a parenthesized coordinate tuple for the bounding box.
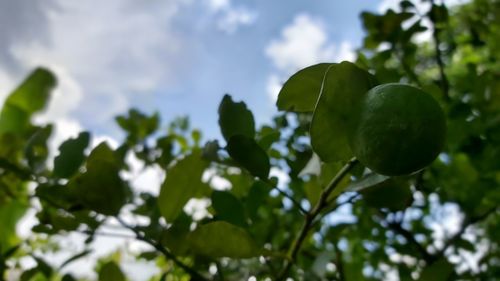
(0, 0, 469, 280)
(0, 0, 387, 146)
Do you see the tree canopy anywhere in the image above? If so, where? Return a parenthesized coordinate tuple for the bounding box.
(1, 0, 499, 280)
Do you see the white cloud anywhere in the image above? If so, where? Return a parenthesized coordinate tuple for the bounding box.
(264, 14, 355, 102)
(217, 7, 258, 34)
(206, 0, 230, 11)
(2, 0, 186, 130)
(266, 74, 282, 103)
(204, 0, 258, 34)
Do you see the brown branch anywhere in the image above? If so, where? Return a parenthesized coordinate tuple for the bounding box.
(116, 218, 210, 281)
(277, 158, 358, 280)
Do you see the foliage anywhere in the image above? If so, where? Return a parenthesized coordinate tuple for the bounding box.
(0, 0, 499, 280)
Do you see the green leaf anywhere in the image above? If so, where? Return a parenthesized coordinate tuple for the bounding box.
(0, 199, 27, 250)
(53, 132, 90, 178)
(211, 191, 247, 227)
(98, 261, 126, 281)
(0, 68, 56, 134)
(310, 61, 378, 162)
(158, 150, 209, 222)
(418, 258, 454, 281)
(218, 94, 255, 141)
(24, 125, 53, 173)
(346, 173, 390, 193)
(116, 109, 159, 144)
(277, 63, 332, 112)
(71, 142, 129, 216)
(188, 221, 261, 258)
(226, 135, 270, 179)
(361, 177, 413, 211)
(245, 181, 268, 220)
(160, 213, 192, 256)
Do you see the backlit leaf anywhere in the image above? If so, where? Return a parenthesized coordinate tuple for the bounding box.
(158, 150, 209, 222)
(310, 61, 378, 162)
(188, 221, 260, 258)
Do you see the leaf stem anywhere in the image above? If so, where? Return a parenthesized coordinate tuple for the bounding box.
(277, 158, 358, 280)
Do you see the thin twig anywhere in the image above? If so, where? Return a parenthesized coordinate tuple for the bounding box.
(77, 229, 136, 239)
(263, 179, 308, 215)
(116, 217, 210, 281)
(333, 242, 346, 281)
(277, 158, 358, 280)
(429, 0, 450, 101)
(387, 221, 435, 264)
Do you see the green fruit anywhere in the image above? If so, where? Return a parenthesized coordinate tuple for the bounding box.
(349, 83, 446, 176)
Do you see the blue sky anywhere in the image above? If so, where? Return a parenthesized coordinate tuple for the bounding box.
(1, 0, 386, 146)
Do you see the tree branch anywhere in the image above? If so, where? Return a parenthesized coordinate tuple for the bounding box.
(116, 218, 210, 281)
(277, 158, 358, 280)
(429, 0, 450, 101)
(263, 179, 308, 215)
(387, 221, 435, 264)
(436, 206, 498, 258)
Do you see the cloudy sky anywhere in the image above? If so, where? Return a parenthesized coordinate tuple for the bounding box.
(0, 0, 390, 146)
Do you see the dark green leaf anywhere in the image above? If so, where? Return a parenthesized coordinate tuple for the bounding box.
(53, 132, 90, 178)
(158, 150, 209, 222)
(188, 221, 260, 258)
(418, 258, 454, 281)
(98, 261, 126, 281)
(310, 61, 378, 162)
(211, 190, 247, 227)
(71, 142, 129, 216)
(218, 94, 255, 141)
(361, 177, 413, 211)
(24, 125, 52, 173)
(227, 135, 270, 179)
(277, 63, 332, 112)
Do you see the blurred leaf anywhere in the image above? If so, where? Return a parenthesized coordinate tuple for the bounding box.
(116, 109, 159, 144)
(160, 213, 192, 256)
(0, 199, 27, 250)
(53, 132, 90, 178)
(227, 135, 270, 179)
(212, 190, 247, 227)
(0, 68, 56, 134)
(277, 63, 332, 112)
(418, 258, 454, 281)
(361, 177, 413, 211)
(24, 125, 52, 173)
(188, 221, 261, 258)
(218, 94, 255, 141)
(310, 61, 378, 162)
(158, 150, 209, 222)
(71, 142, 129, 216)
(98, 261, 126, 281)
